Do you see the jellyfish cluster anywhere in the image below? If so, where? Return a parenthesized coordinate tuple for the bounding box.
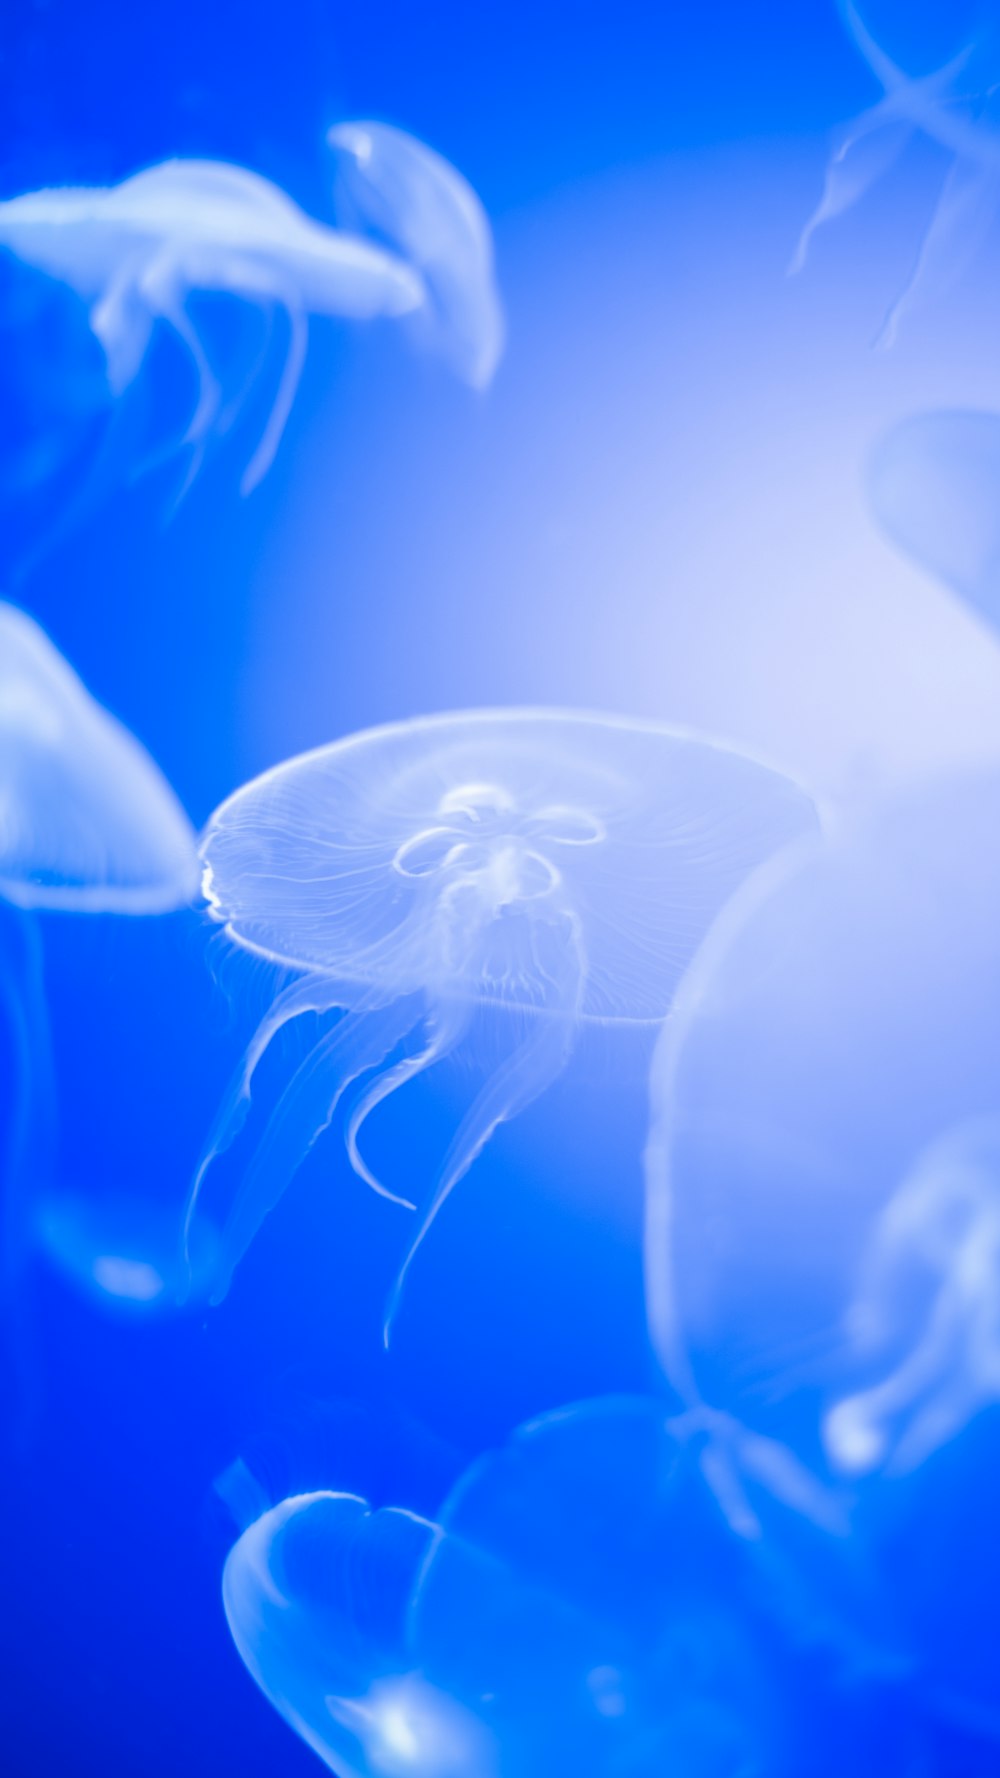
(3, 16, 1000, 1777)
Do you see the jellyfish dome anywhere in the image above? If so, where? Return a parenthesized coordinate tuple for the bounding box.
(223, 1488, 488, 1778)
(645, 767, 1000, 1733)
(0, 601, 198, 912)
(186, 708, 817, 1321)
(868, 409, 1000, 633)
(329, 121, 504, 390)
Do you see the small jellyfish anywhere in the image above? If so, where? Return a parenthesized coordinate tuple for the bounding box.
(329, 122, 504, 390)
(0, 127, 499, 497)
(791, 2, 1000, 345)
(824, 1119, 1000, 1478)
(0, 601, 197, 1360)
(644, 768, 1000, 1731)
(35, 1188, 220, 1316)
(868, 408, 1000, 634)
(222, 1487, 486, 1778)
(183, 709, 817, 1332)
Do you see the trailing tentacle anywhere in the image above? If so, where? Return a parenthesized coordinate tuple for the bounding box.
(203, 991, 423, 1305)
(183, 972, 349, 1288)
(382, 913, 587, 1345)
(240, 300, 308, 494)
(345, 994, 471, 1201)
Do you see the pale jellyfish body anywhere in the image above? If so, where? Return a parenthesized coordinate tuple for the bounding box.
(644, 769, 1000, 1731)
(868, 409, 1000, 634)
(223, 1488, 486, 1778)
(329, 122, 504, 389)
(0, 600, 198, 913)
(185, 709, 817, 1331)
(0, 139, 473, 494)
(792, 3, 1000, 344)
(0, 602, 196, 1407)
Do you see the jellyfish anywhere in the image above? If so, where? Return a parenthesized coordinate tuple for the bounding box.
(867, 409, 1000, 634)
(0, 125, 499, 498)
(644, 767, 1000, 1731)
(222, 1486, 487, 1778)
(329, 122, 504, 390)
(0, 600, 197, 1365)
(182, 709, 818, 1332)
(791, 2, 1000, 344)
(35, 1188, 220, 1316)
(222, 1397, 898, 1777)
(823, 1119, 1000, 1479)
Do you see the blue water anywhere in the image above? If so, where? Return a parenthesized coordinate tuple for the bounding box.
(2, 1, 1000, 1772)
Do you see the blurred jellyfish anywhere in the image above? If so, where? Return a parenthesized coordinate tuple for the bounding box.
(0, 128, 498, 498)
(0, 600, 197, 1343)
(868, 409, 1000, 633)
(222, 1487, 487, 1778)
(644, 768, 1000, 1730)
(824, 1119, 1000, 1478)
(329, 122, 504, 390)
(223, 1397, 903, 1777)
(183, 709, 817, 1332)
(35, 1189, 220, 1316)
(791, 2, 1000, 344)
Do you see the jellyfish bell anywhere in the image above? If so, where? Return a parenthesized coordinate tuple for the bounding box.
(0, 601, 198, 913)
(222, 1488, 487, 1778)
(184, 707, 818, 1329)
(329, 121, 504, 390)
(644, 767, 1000, 1732)
(868, 409, 1000, 635)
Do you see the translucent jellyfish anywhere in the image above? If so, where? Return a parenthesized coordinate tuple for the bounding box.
(222, 1398, 894, 1777)
(824, 1119, 1000, 1478)
(222, 1487, 488, 1778)
(0, 127, 497, 496)
(791, 2, 1000, 344)
(644, 768, 1000, 1729)
(0, 601, 198, 914)
(35, 1189, 220, 1316)
(183, 709, 817, 1331)
(329, 122, 504, 390)
(868, 409, 1000, 633)
(0, 601, 197, 1333)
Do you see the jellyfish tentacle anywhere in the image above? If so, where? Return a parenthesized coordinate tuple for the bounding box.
(383, 916, 587, 1345)
(876, 153, 1000, 347)
(137, 251, 223, 478)
(345, 994, 471, 1201)
(90, 258, 155, 394)
(183, 972, 348, 1282)
(205, 992, 422, 1305)
(240, 297, 308, 495)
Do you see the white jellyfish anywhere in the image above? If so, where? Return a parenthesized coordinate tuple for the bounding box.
(791, 2, 1000, 344)
(0, 600, 197, 1338)
(183, 709, 817, 1333)
(644, 767, 1000, 1732)
(867, 409, 1000, 634)
(35, 1188, 220, 1316)
(222, 1486, 485, 1778)
(0, 126, 501, 497)
(824, 1119, 1000, 1479)
(329, 122, 504, 391)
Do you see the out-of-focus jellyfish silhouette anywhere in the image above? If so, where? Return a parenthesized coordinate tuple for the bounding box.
(184, 709, 817, 1333)
(0, 125, 499, 498)
(792, 2, 1000, 344)
(329, 122, 504, 390)
(0, 601, 197, 1361)
(824, 1119, 1000, 1479)
(222, 1397, 903, 1777)
(36, 1189, 220, 1316)
(868, 409, 1000, 634)
(645, 768, 1000, 1734)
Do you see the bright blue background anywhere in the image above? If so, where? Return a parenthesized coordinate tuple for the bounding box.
(2, 2, 1000, 1772)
